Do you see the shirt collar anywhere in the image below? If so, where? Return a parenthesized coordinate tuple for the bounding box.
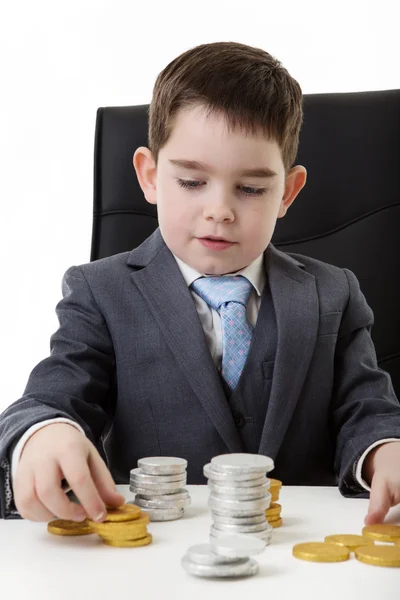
(172, 252, 266, 297)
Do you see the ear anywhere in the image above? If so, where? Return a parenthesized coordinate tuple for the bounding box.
(132, 147, 157, 205)
(278, 165, 307, 218)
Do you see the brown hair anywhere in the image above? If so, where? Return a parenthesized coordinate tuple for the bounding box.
(148, 41, 303, 176)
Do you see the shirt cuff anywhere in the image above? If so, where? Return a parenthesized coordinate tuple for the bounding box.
(355, 438, 400, 491)
(11, 418, 85, 484)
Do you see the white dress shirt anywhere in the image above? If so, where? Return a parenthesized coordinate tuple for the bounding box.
(11, 253, 398, 491)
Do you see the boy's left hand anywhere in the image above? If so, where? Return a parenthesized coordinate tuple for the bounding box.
(363, 441, 400, 525)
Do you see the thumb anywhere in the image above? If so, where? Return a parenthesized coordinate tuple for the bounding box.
(364, 475, 391, 525)
(88, 448, 126, 507)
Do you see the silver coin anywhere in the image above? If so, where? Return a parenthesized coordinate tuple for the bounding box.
(208, 493, 271, 515)
(206, 472, 268, 489)
(129, 485, 185, 496)
(210, 524, 272, 541)
(140, 506, 184, 521)
(129, 478, 186, 491)
(138, 457, 187, 475)
(130, 467, 186, 484)
(134, 495, 191, 509)
(210, 529, 272, 547)
(181, 555, 258, 578)
(209, 533, 266, 558)
(212, 511, 267, 525)
(208, 482, 270, 499)
(211, 453, 274, 474)
(186, 544, 241, 566)
(204, 463, 267, 482)
(133, 489, 190, 501)
(212, 520, 271, 533)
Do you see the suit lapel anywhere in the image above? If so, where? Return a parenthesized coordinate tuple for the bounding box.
(127, 229, 243, 453)
(258, 245, 319, 459)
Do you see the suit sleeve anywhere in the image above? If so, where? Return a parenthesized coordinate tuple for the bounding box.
(330, 268, 400, 497)
(0, 265, 116, 516)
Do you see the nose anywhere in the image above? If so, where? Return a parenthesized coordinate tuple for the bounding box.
(203, 196, 234, 223)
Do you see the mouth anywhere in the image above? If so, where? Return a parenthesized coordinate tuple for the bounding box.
(197, 236, 236, 251)
(199, 236, 233, 242)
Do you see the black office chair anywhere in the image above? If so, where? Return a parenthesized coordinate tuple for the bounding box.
(90, 89, 400, 398)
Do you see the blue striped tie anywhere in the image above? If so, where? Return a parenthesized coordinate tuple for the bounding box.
(191, 275, 254, 391)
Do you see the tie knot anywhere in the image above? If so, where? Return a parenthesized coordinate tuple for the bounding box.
(191, 275, 253, 312)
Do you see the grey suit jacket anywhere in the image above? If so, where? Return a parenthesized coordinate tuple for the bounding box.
(1, 228, 400, 518)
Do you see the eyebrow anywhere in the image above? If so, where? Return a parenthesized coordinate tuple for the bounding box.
(168, 159, 278, 178)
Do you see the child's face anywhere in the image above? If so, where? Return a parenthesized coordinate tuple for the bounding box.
(134, 105, 306, 275)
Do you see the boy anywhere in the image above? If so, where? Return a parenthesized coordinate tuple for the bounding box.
(1, 41, 399, 525)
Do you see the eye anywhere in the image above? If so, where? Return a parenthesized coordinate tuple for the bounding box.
(176, 179, 267, 196)
(176, 179, 204, 190)
(240, 186, 266, 196)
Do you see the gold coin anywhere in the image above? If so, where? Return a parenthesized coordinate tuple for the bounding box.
(355, 544, 400, 567)
(269, 479, 282, 489)
(98, 527, 148, 541)
(89, 514, 150, 536)
(266, 503, 281, 517)
(293, 542, 350, 563)
(267, 515, 282, 523)
(325, 534, 375, 552)
(47, 518, 94, 536)
(103, 503, 142, 522)
(362, 524, 400, 542)
(270, 493, 280, 503)
(102, 534, 152, 548)
(269, 518, 283, 528)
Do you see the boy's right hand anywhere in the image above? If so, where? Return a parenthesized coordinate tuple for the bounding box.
(13, 423, 126, 522)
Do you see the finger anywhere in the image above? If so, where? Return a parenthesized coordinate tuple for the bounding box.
(14, 467, 82, 522)
(364, 476, 392, 525)
(88, 448, 125, 507)
(60, 454, 107, 522)
(34, 461, 88, 522)
(14, 470, 52, 521)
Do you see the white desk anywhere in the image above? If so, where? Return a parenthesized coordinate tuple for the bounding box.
(1, 485, 399, 599)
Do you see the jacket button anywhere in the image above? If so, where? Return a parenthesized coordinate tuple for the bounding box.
(234, 413, 245, 428)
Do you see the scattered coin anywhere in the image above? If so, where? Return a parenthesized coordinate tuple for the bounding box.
(186, 543, 242, 566)
(325, 534, 375, 551)
(182, 555, 259, 578)
(362, 524, 400, 543)
(292, 542, 350, 563)
(47, 519, 94, 536)
(210, 533, 266, 558)
(354, 544, 400, 567)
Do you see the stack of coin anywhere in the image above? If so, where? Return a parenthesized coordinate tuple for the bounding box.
(48, 503, 152, 548)
(182, 534, 264, 578)
(88, 503, 152, 547)
(129, 456, 191, 521)
(204, 453, 275, 546)
(265, 479, 283, 528)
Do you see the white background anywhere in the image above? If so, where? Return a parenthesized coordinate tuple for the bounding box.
(0, 0, 399, 413)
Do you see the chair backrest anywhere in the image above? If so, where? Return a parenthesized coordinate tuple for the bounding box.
(91, 90, 400, 397)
